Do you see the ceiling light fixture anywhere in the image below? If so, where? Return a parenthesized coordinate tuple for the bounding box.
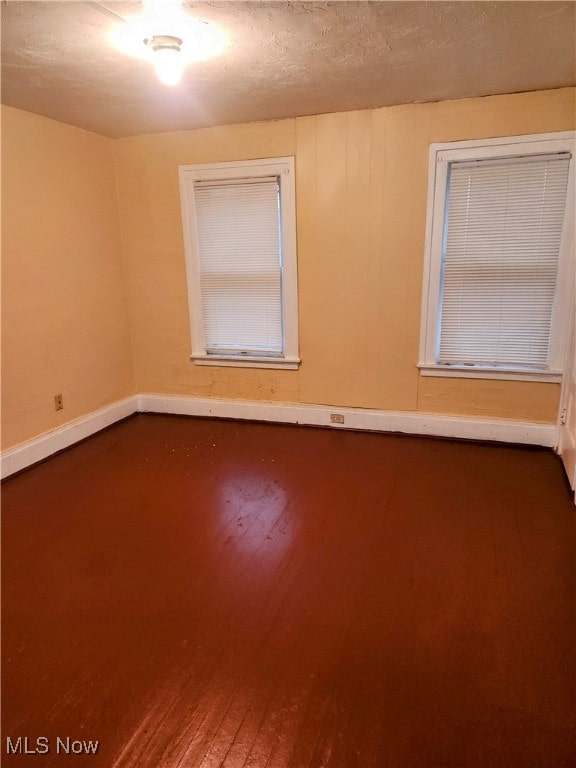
(114, 0, 226, 86)
(145, 35, 184, 86)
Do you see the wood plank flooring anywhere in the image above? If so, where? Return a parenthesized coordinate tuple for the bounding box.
(2, 414, 575, 767)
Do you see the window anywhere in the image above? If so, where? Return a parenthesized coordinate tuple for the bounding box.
(419, 132, 574, 382)
(179, 157, 299, 369)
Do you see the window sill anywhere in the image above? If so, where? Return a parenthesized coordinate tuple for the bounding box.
(192, 355, 301, 370)
(418, 364, 562, 383)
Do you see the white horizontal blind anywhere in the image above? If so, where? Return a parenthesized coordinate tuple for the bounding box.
(438, 153, 570, 368)
(194, 179, 283, 356)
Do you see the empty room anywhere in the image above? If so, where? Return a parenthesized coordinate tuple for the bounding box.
(1, 1, 575, 766)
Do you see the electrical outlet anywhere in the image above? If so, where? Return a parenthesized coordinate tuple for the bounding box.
(54, 394, 63, 411)
(330, 413, 345, 424)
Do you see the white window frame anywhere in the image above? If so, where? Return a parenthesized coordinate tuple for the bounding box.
(179, 157, 300, 370)
(419, 132, 575, 383)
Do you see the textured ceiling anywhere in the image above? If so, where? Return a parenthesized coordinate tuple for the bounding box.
(1, 1, 575, 138)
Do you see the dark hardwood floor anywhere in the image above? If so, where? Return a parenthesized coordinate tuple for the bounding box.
(2, 414, 575, 767)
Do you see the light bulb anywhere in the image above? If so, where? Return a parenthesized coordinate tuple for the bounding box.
(153, 46, 183, 86)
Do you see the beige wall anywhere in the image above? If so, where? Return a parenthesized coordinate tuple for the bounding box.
(2, 89, 573, 452)
(114, 88, 574, 423)
(1, 106, 134, 449)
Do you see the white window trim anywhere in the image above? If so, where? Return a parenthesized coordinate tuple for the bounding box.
(418, 131, 575, 382)
(179, 157, 300, 369)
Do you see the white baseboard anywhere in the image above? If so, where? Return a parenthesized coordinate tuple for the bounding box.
(1, 393, 557, 480)
(138, 394, 558, 448)
(1, 396, 138, 479)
